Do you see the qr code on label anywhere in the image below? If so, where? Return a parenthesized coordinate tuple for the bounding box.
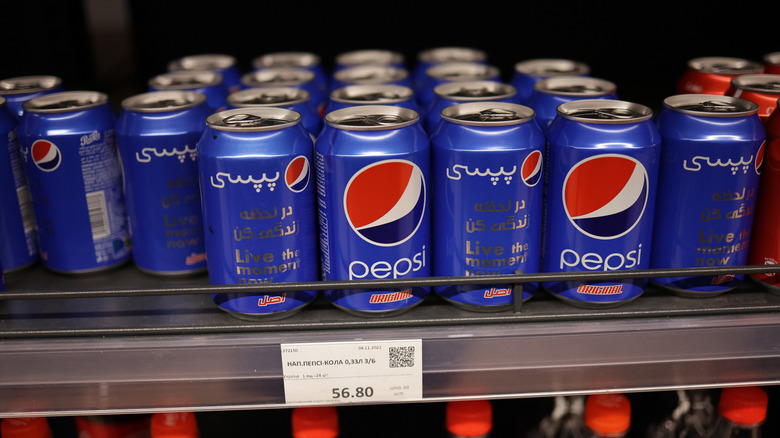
(388, 346, 415, 368)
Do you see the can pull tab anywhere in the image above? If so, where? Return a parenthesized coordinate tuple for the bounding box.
(2, 80, 39, 91)
(343, 114, 407, 126)
(454, 86, 494, 98)
(762, 81, 780, 91)
(37, 99, 92, 110)
(697, 100, 739, 112)
(551, 85, 602, 94)
(222, 113, 287, 127)
(141, 99, 187, 109)
(575, 108, 636, 120)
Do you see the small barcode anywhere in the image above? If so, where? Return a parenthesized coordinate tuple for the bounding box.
(388, 346, 415, 368)
(16, 186, 35, 234)
(86, 191, 110, 240)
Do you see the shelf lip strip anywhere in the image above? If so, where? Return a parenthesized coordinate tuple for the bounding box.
(3, 265, 780, 300)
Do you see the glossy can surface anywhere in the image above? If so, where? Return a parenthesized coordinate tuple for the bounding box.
(676, 57, 763, 95)
(431, 102, 544, 310)
(652, 95, 764, 296)
(333, 49, 406, 71)
(417, 62, 501, 112)
(240, 68, 326, 115)
(116, 91, 210, 275)
(424, 80, 518, 135)
(168, 53, 242, 93)
(0, 75, 63, 120)
(316, 105, 431, 316)
(227, 87, 322, 137)
(325, 84, 420, 115)
(726, 74, 780, 122)
(526, 76, 618, 135)
(148, 70, 229, 112)
(18, 91, 131, 273)
(413, 47, 487, 91)
(198, 108, 319, 319)
(330, 65, 412, 92)
(510, 59, 590, 105)
(252, 51, 328, 98)
(542, 100, 660, 307)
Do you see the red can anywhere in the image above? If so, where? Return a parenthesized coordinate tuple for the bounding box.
(677, 57, 762, 95)
(748, 97, 779, 290)
(727, 74, 780, 122)
(764, 52, 780, 74)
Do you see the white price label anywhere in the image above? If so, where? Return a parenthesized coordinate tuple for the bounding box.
(281, 339, 423, 405)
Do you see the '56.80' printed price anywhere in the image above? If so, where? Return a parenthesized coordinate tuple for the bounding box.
(332, 387, 374, 399)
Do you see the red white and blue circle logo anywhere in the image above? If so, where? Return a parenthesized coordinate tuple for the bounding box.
(755, 141, 765, 175)
(344, 159, 426, 247)
(31, 139, 61, 172)
(285, 155, 311, 193)
(521, 150, 543, 187)
(563, 154, 648, 240)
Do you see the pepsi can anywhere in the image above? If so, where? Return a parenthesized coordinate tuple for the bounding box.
(168, 53, 243, 93)
(240, 68, 326, 115)
(330, 65, 412, 92)
(431, 102, 544, 311)
(198, 108, 318, 320)
(148, 70, 229, 112)
(325, 84, 420, 115)
(413, 47, 487, 91)
(252, 51, 329, 96)
(542, 100, 660, 307)
(0, 75, 63, 120)
(510, 59, 590, 105)
(316, 105, 430, 316)
(417, 62, 501, 112)
(424, 81, 518, 135)
(227, 87, 322, 138)
(18, 91, 131, 273)
(116, 91, 210, 276)
(333, 49, 406, 71)
(526, 76, 618, 135)
(652, 94, 764, 296)
(0, 97, 37, 272)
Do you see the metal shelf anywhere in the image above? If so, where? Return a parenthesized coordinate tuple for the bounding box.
(1, 263, 779, 417)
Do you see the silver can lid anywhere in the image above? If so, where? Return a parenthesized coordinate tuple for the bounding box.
(663, 94, 759, 117)
(330, 84, 414, 105)
(764, 52, 780, 67)
(252, 52, 321, 70)
(418, 47, 487, 64)
(168, 54, 237, 71)
(121, 90, 207, 113)
(426, 62, 500, 81)
(434, 80, 517, 101)
(687, 57, 763, 75)
(333, 65, 409, 85)
(534, 76, 617, 97)
(730, 74, 780, 94)
(206, 107, 301, 132)
(23, 91, 108, 113)
(227, 87, 310, 107)
(557, 99, 653, 124)
(335, 49, 404, 67)
(514, 59, 590, 77)
(325, 105, 419, 131)
(0, 75, 62, 95)
(149, 70, 223, 89)
(441, 102, 535, 126)
(240, 68, 315, 88)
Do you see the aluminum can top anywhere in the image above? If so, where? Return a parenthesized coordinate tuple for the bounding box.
(441, 101, 535, 126)
(765, 52, 780, 65)
(121, 90, 207, 113)
(556, 99, 653, 124)
(686, 57, 762, 75)
(168, 53, 237, 72)
(729, 73, 780, 95)
(426, 62, 500, 81)
(333, 65, 409, 85)
(252, 52, 321, 70)
(417, 47, 487, 64)
(335, 49, 404, 68)
(533, 76, 617, 97)
(513, 59, 590, 77)
(433, 80, 516, 101)
(227, 87, 310, 107)
(663, 94, 759, 117)
(324, 105, 419, 131)
(22, 90, 108, 113)
(330, 84, 414, 105)
(206, 107, 301, 132)
(0, 75, 62, 96)
(149, 70, 223, 89)
(240, 68, 315, 88)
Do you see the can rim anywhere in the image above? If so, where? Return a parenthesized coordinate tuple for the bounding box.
(433, 80, 517, 101)
(557, 99, 653, 124)
(333, 65, 409, 84)
(764, 52, 780, 67)
(687, 57, 763, 75)
(252, 52, 321, 69)
(426, 62, 500, 81)
(441, 102, 536, 126)
(227, 87, 310, 108)
(168, 54, 236, 72)
(533, 76, 617, 97)
(330, 84, 414, 105)
(513, 59, 590, 77)
(0, 75, 62, 95)
(663, 94, 760, 116)
(324, 105, 419, 131)
(206, 107, 301, 132)
(417, 47, 487, 64)
(335, 49, 404, 67)
(730, 74, 780, 95)
(240, 68, 316, 88)
(23, 91, 108, 113)
(149, 70, 223, 89)
(121, 90, 207, 113)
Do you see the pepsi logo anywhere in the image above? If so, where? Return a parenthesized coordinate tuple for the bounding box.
(563, 154, 648, 240)
(31, 140, 62, 172)
(344, 159, 426, 246)
(755, 141, 765, 175)
(285, 155, 310, 193)
(521, 150, 542, 187)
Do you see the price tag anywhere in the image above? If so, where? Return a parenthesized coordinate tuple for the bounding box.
(281, 339, 423, 405)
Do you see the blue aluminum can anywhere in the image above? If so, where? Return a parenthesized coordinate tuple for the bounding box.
(542, 100, 660, 307)
(424, 81, 518, 135)
(412, 47, 487, 92)
(252, 52, 329, 98)
(198, 107, 318, 320)
(324, 84, 420, 116)
(330, 65, 412, 93)
(168, 54, 243, 93)
(651, 94, 765, 296)
(148, 70, 229, 112)
(0, 97, 38, 272)
(0, 75, 64, 120)
(240, 68, 326, 116)
(18, 91, 131, 273)
(417, 62, 501, 114)
(333, 49, 406, 72)
(510, 59, 590, 105)
(227, 87, 322, 138)
(526, 76, 617, 136)
(431, 102, 544, 311)
(116, 91, 210, 276)
(316, 105, 431, 316)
